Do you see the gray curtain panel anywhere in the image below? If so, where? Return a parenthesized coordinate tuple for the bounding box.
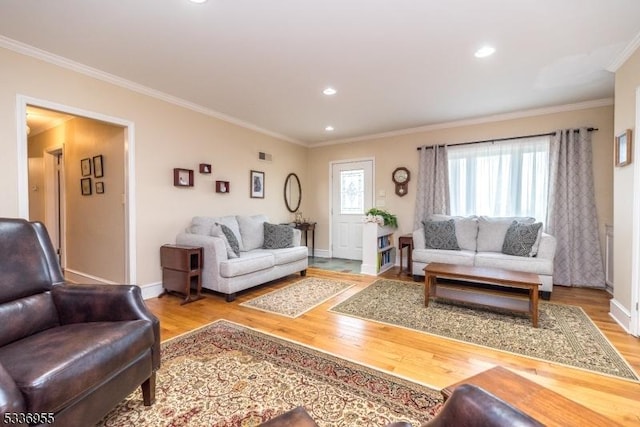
(414, 145, 450, 229)
(546, 128, 605, 287)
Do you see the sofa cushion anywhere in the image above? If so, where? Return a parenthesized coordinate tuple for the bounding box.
(257, 246, 308, 264)
(263, 223, 294, 249)
(476, 216, 535, 253)
(238, 215, 268, 251)
(422, 219, 460, 250)
(219, 251, 275, 277)
(428, 214, 478, 251)
(413, 249, 476, 266)
(502, 221, 543, 257)
(212, 223, 240, 258)
(474, 252, 553, 276)
(0, 321, 154, 413)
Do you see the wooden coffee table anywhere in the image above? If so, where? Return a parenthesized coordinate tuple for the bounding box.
(424, 262, 542, 327)
(442, 366, 619, 426)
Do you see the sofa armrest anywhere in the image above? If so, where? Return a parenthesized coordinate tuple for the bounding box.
(51, 284, 161, 370)
(536, 233, 557, 260)
(0, 362, 25, 416)
(292, 228, 302, 246)
(412, 228, 425, 250)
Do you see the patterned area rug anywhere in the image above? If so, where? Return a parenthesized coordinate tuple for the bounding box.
(330, 279, 639, 382)
(97, 320, 442, 426)
(240, 277, 354, 317)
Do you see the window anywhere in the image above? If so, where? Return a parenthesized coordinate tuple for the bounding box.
(340, 169, 365, 214)
(448, 136, 550, 221)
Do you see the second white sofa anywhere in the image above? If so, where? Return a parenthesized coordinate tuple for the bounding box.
(412, 215, 556, 299)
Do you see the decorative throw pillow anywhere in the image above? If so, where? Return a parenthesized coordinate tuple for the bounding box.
(502, 221, 543, 257)
(263, 223, 294, 249)
(422, 219, 460, 250)
(212, 223, 240, 258)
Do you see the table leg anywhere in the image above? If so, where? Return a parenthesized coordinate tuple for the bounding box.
(531, 286, 539, 328)
(425, 274, 432, 307)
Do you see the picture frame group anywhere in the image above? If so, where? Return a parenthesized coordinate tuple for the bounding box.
(80, 154, 105, 195)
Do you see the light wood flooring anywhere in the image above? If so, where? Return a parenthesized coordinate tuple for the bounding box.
(145, 267, 640, 426)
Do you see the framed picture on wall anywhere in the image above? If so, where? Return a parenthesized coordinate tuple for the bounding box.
(81, 178, 92, 196)
(81, 158, 92, 177)
(93, 155, 104, 177)
(96, 181, 105, 194)
(250, 170, 265, 198)
(615, 129, 632, 167)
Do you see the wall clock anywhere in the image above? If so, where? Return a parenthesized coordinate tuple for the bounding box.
(392, 167, 410, 197)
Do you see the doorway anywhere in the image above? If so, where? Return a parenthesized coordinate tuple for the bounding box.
(18, 96, 136, 285)
(330, 159, 374, 260)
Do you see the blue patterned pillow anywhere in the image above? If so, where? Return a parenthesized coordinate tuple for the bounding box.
(263, 223, 293, 249)
(422, 219, 460, 250)
(502, 221, 543, 257)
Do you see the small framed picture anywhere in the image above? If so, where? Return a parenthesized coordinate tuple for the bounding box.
(81, 178, 92, 195)
(615, 129, 632, 167)
(96, 181, 104, 194)
(81, 158, 92, 177)
(199, 163, 212, 174)
(93, 155, 104, 177)
(250, 170, 265, 198)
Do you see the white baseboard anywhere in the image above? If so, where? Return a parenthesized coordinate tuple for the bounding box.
(140, 282, 164, 300)
(64, 269, 118, 285)
(609, 298, 632, 333)
(310, 249, 330, 258)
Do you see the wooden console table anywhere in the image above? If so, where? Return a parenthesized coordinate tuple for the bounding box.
(424, 263, 541, 327)
(442, 366, 619, 426)
(294, 222, 316, 258)
(160, 244, 204, 304)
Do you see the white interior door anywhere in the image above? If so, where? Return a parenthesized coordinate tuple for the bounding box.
(331, 160, 373, 260)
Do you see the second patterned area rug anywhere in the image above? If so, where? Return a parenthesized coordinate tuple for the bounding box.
(97, 320, 442, 426)
(240, 277, 354, 318)
(330, 279, 639, 382)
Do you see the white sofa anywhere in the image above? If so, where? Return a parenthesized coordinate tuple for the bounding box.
(176, 215, 308, 302)
(412, 215, 556, 299)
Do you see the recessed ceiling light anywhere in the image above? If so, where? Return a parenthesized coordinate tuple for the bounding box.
(325, 126, 334, 131)
(323, 87, 337, 96)
(189, 0, 208, 3)
(474, 46, 496, 58)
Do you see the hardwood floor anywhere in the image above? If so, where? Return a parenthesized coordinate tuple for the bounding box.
(145, 267, 640, 426)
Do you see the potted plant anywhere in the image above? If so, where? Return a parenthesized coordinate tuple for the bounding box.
(364, 208, 398, 228)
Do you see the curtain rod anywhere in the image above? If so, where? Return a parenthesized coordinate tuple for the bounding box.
(416, 127, 598, 150)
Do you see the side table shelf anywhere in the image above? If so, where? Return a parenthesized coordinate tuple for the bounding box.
(160, 244, 204, 305)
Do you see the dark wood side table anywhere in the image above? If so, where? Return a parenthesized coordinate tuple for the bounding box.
(294, 222, 316, 258)
(441, 366, 619, 426)
(160, 244, 204, 305)
(398, 234, 413, 276)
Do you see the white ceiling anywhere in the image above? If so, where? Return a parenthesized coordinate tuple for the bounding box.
(3, 0, 640, 145)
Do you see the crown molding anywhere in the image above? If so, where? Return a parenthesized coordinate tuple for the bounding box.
(0, 36, 303, 145)
(313, 98, 614, 147)
(607, 30, 640, 72)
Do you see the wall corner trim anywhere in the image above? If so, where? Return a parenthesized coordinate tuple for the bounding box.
(607, 30, 640, 72)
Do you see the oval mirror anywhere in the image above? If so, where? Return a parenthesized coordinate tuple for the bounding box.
(284, 173, 302, 213)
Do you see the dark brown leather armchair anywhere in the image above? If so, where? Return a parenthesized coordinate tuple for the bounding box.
(387, 383, 543, 427)
(0, 218, 160, 427)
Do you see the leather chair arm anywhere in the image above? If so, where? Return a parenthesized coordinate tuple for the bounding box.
(0, 362, 26, 418)
(51, 284, 161, 370)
